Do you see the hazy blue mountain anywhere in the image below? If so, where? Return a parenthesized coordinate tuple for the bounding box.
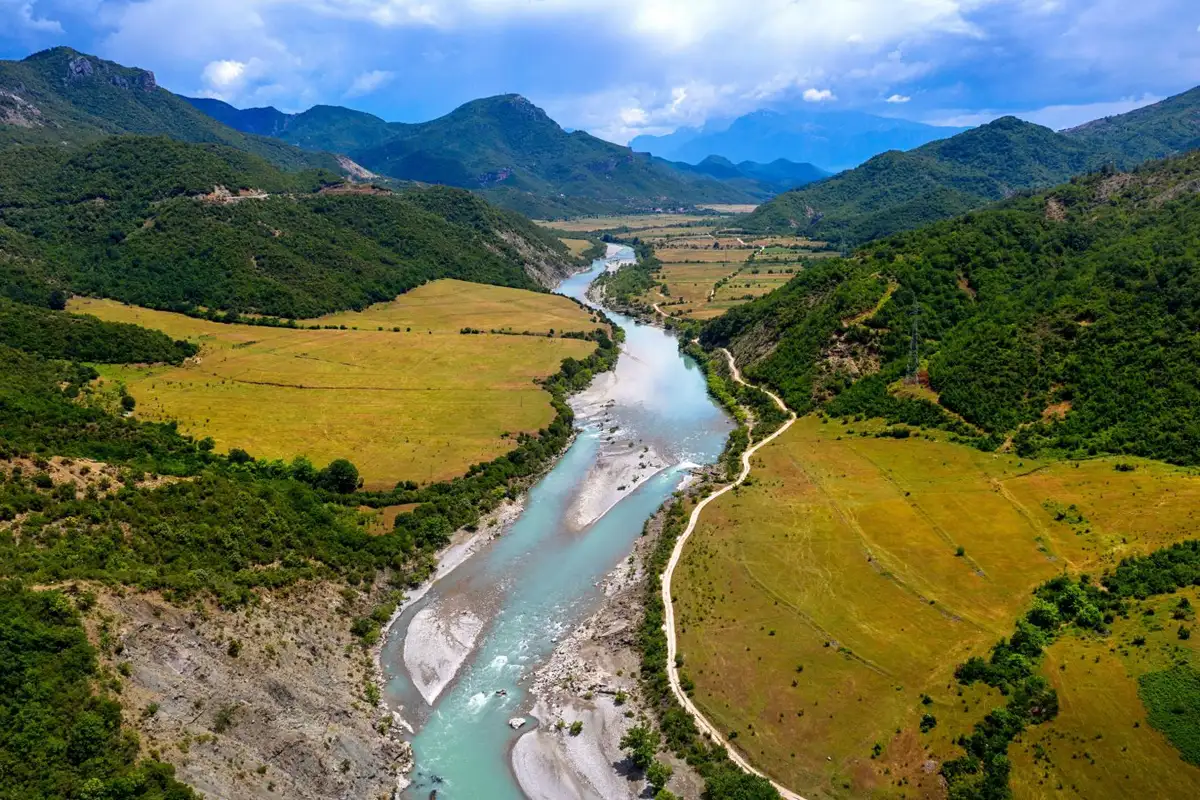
(631, 109, 968, 171)
(660, 155, 829, 199)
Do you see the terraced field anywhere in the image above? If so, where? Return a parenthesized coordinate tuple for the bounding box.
(674, 416, 1200, 797)
(71, 282, 599, 489)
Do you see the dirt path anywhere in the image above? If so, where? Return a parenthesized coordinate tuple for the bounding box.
(659, 348, 807, 800)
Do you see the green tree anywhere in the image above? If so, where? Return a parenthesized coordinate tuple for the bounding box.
(647, 760, 673, 793)
(620, 724, 659, 770)
(318, 458, 360, 494)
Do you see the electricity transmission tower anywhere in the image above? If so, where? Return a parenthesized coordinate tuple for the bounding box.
(905, 298, 921, 385)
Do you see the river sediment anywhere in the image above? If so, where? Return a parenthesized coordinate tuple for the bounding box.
(379, 246, 732, 799)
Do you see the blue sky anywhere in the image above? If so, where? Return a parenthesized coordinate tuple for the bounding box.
(1, 0, 1197, 143)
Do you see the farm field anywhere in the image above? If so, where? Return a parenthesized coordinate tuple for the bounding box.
(645, 246, 804, 319)
(537, 213, 720, 233)
(559, 237, 594, 258)
(673, 416, 1200, 798)
(698, 203, 760, 214)
(1008, 587, 1200, 799)
(70, 283, 598, 489)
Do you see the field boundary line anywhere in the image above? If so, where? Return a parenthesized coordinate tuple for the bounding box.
(660, 347, 808, 800)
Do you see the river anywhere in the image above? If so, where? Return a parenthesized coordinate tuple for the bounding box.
(379, 245, 732, 799)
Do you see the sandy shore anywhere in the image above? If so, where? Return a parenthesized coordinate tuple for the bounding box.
(404, 598, 485, 705)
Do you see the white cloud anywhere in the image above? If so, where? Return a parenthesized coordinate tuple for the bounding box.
(886, 93, 911, 103)
(802, 87, 836, 102)
(1, 0, 63, 32)
(203, 59, 247, 90)
(346, 69, 395, 97)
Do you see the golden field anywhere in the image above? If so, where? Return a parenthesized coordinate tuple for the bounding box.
(71, 282, 598, 489)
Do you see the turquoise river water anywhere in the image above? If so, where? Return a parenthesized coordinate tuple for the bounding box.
(380, 248, 732, 798)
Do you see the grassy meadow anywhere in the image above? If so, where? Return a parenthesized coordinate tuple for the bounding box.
(1008, 587, 1200, 799)
(673, 416, 1200, 798)
(70, 282, 598, 489)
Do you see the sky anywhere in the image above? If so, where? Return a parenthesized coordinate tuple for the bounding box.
(1, 0, 1197, 143)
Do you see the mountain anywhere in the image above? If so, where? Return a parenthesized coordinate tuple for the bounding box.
(701, 147, 1200, 466)
(184, 97, 404, 153)
(0, 135, 577, 318)
(1063, 85, 1200, 161)
(0, 47, 340, 173)
(630, 109, 968, 171)
(662, 155, 828, 198)
(187, 94, 759, 217)
(741, 86, 1200, 246)
(741, 116, 1109, 245)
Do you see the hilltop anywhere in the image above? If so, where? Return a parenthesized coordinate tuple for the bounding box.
(741, 86, 1200, 245)
(185, 93, 761, 217)
(0, 47, 340, 173)
(630, 107, 968, 171)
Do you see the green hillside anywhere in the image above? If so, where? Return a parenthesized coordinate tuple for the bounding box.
(187, 93, 757, 217)
(740, 116, 1110, 245)
(0, 47, 339, 173)
(1065, 85, 1200, 161)
(0, 136, 572, 317)
(701, 150, 1200, 466)
(742, 86, 1200, 246)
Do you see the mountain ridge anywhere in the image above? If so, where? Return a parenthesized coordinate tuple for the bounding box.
(739, 86, 1200, 245)
(0, 47, 341, 174)
(185, 92, 762, 217)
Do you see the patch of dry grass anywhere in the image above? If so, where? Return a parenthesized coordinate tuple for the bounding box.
(71, 285, 597, 489)
(675, 416, 1200, 796)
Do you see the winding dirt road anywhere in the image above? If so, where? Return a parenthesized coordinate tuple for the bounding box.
(660, 348, 806, 800)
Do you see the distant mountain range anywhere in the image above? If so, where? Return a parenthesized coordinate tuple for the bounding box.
(185, 95, 829, 217)
(630, 109, 969, 171)
(741, 86, 1200, 245)
(658, 155, 830, 198)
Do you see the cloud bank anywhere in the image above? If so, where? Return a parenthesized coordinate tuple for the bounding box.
(0, 0, 1195, 141)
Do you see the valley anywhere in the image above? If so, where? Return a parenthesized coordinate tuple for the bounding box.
(0, 22, 1198, 800)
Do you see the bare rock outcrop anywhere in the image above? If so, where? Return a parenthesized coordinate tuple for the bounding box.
(90, 583, 409, 800)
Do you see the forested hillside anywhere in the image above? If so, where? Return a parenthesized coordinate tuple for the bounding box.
(0, 136, 575, 317)
(702, 150, 1200, 465)
(187, 93, 759, 217)
(741, 86, 1200, 246)
(0, 48, 339, 173)
(739, 116, 1111, 245)
(1065, 85, 1200, 161)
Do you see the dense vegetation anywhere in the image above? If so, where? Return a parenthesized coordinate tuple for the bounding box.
(0, 136, 574, 317)
(1064, 85, 1200, 162)
(740, 116, 1110, 246)
(591, 241, 662, 311)
(1137, 665, 1200, 765)
(704, 150, 1200, 465)
(0, 48, 338, 174)
(187, 93, 757, 218)
(943, 539, 1200, 798)
(0, 581, 195, 800)
(0, 299, 195, 364)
